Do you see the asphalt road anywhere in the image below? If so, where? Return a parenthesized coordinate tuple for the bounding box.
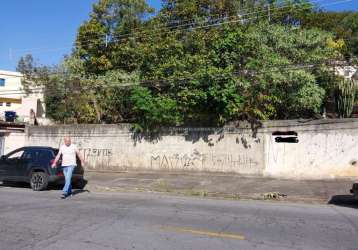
(0, 186, 358, 250)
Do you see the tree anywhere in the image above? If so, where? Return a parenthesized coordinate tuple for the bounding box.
(25, 0, 345, 128)
(159, 0, 313, 25)
(17, 54, 38, 93)
(16, 53, 140, 124)
(136, 21, 337, 124)
(301, 11, 358, 60)
(75, 0, 154, 74)
(130, 86, 182, 131)
(16, 54, 35, 76)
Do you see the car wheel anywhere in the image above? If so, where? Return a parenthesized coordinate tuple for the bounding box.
(30, 172, 48, 191)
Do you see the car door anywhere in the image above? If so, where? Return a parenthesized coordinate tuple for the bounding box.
(13, 149, 36, 181)
(36, 149, 54, 170)
(0, 155, 8, 179)
(0, 149, 25, 181)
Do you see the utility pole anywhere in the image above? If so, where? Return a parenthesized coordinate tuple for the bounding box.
(105, 34, 108, 48)
(267, 4, 271, 22)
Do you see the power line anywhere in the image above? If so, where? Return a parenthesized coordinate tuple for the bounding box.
(10, 57, 358, 82)
(3, 58, 351, 81)
(2, 1, 353, 91)
(86, 0, 327, 43)
(12, 0, 299, 53)
(9, 0, 333, 56)
(126, 0, 352, 40)
(110, 1, 277, 37)
(63, 0, 354, 44)
(0, 61, 351, 96)
(110, 0, 323, 40)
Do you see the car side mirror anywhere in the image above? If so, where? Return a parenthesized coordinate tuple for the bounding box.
(1, 155, 6, 161)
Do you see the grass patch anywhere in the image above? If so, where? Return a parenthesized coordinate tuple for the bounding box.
(152, 179, 171, 192)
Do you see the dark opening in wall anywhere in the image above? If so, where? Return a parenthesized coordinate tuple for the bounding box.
(275, 137, 299, 143)
(272, 131, 299, 143)
(272, 131, 298, 136)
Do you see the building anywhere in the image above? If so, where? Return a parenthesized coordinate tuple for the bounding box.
(335, 65, 358, 80)
(0, 121, 25, 155)
(0, 70, 45, 122)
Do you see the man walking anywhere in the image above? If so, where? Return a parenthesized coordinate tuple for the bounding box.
(52, 137, 85, 199)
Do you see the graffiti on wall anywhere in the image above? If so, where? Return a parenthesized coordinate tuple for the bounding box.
(207, 153, 258, 169)
(150, 152, 259, 170)
(151, 153, 203, 170)
(79, 148, 112, 169)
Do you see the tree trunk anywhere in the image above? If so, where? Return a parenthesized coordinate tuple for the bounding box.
(91, 95, 102, 123)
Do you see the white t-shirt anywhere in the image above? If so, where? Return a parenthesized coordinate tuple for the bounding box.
(59, 144, 78, 166)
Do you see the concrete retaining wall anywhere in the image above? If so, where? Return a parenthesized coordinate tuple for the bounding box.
(23, 119, 358, 180)
(26, 125, 265, 175)
(263, 119, 358, 179)
(4, 132, 26, 155)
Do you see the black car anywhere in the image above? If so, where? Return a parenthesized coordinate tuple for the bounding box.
(0, 146, 85, 191)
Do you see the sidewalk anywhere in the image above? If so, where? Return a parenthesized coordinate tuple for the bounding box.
(84, 170, 357, 204)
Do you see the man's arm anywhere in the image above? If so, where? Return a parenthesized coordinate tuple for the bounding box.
(75, 149, 85, 166)
(52, 151, 61, 168)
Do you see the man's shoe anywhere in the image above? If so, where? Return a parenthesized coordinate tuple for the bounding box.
(61, 193, 72, 199)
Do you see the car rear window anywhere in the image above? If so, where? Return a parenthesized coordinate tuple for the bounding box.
(25, 149, 55, 166)
(39, 150, 55, 163)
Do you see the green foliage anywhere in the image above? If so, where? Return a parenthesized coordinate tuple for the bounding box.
(335, 78, 356, 118)
(20, 55, 139, 124)
(16, 54, 39, 94)
(41, 58, 98, 124)
(302, 11, 358, 59)
(21, 0, 349, 128)
(76, 0, 154, 73)
(17, 54, 35, 77)
(90, 70, 140, 123)
(130, 86, 182, 131)
(209, 23, 334, 120)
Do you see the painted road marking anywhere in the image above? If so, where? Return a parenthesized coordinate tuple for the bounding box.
(159, 226, 245, 240)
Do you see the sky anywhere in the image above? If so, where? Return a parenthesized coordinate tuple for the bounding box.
(0, 0, 357, 71)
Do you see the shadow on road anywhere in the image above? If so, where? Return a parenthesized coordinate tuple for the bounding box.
(328, 195, 358, 209)
(0, 179, 89, 195)
(71, 189, 90, 196)
(0, 181, 30, 189)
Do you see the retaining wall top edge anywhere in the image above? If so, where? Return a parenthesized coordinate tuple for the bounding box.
(26, 118, 358, 133)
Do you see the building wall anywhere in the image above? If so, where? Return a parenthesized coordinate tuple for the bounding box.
(0, 71, 22, 97)
(3, 132, 26, 155)
(263, 119, 358, 179)
(0, 70, 45, 120)
(0, 71, 23, 115)
(24, 119, 358, 180)
(25, 125, 265, 175)
(335, 65, 357, 80)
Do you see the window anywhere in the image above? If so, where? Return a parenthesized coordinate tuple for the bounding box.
(0, 103, 3, 106)
(6, 103, 11, 107)
(22, 150, 37, 160)
(7, 150, 25, 160)
(38, 150, 55, 165)
(0, 78, 5, 87)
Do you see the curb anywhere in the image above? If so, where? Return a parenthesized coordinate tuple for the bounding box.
(85, 184, 329, 204)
